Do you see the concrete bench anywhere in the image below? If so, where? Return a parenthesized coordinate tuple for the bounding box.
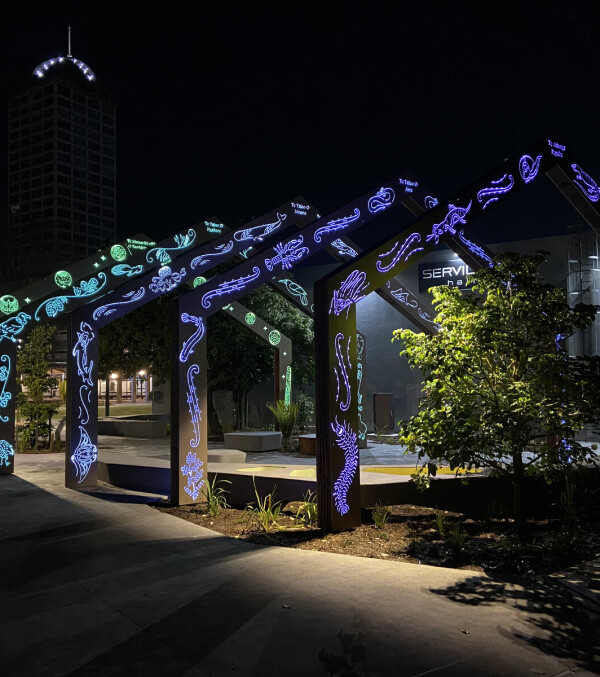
(298, 433, 316, 455)
(208, 448, 247, 463)
(224, 431, 282, 452)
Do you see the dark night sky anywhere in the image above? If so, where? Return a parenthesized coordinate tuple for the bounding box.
(2, 1, 600, 250)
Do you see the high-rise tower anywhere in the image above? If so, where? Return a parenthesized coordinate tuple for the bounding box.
(6, 30, 116, 282)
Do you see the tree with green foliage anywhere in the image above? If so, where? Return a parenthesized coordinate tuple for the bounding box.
(393, 252, 600, 536)
(17, 325, 59, 450)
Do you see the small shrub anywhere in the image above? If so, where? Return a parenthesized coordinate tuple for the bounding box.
(446, 523, 467, 557)
(296, 490, 318, 527)
(58, 380, 67, 405)
(267, 400, 298, 450)
(434, 513, 446, 537)
(243, 480, 283, 532)
(371, 502, 391, 529)
(203, 474, 231, 517)
(295, 393, 315, 432)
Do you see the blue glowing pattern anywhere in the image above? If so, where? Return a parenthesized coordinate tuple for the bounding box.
(331, 417, 358, 516)
(571, 164, 600, 203)
(34, 273, 107, 320)
(278, 279, 308, 306)
(33, 56, 96, 82)
(329, 270, 369, 318)
(555, 333, 567, 351)
(181, 452, 204, 501)
(427, 202, 472, 244)
(548, 139, 566, 158)
(265, 236, 309, 271)
(376, 233, 422, 273)
(234, 213, 287, 242)
(334, 333, 352, 412)
(367, 187, 396, 213)
(179, 314, 206, 363)
(240, 247, 254, 258)
(0, 313, 31, 344)
(111, 264, 144, 277)
(519, 155, 542, 184)
(72, 322, 95, 424)
(424, 195, 439, 209)
(191, 241, 235, 269)
(356, 334, 367, 442)
(0, 439, 15, 467)
(71, 426, 97, 483)
(186, 364, 201, 448)
(146, 229, 196, 264)
(201, 267, 261, 310)
(476, 174, 514, 210)
(92, 288, 145, 320)
(457, 230, 494, 268)
(0, 354, 12, 422)
(390, 287, 418, 309)
(314, 208, 360, 243)
(149, 266, 186, 293)
(331, 239, 358, 258)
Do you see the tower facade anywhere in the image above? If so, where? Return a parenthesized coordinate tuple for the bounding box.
(6, 51, 116, 282)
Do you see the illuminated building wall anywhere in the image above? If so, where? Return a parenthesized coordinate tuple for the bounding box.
(568, 225, 600, 356)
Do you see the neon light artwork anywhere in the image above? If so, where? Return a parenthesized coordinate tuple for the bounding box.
(314, 208, 360, 243)
(71, 426, 97, 483)
(265, 236, 310, 271)
(548, 139, 566, 158)
(72, 322, 95, 425)
(278, 279, 308, 305)
(331, 239, 358, 258)
(0, 440, 15, 467)
(519, 155, 542, 184)
(240, 247, 254, 259)
(571, 164, 600, 202)
(234, 213, 287, 242)
(356, 334, 367, 443)
(424, 195, 439, 209)
(330, 270, 369, 318)
(146, 229, 196, 264)
(0, 296, 19, 315)
(457, 230, 494, 267)
(0, 354, 12, 422)
(368, 187, 396, 213)
(179, 314, 205, 363)
(330, 417, 358, 516)
(284, 366, 292, 406)
(476, 174, 514, 210)
(110, 244, 128, 262)
(427, 202, 472, 244)
(34, 273, 107, 320)
(186, 364, 201, 448)
(54, 271, 73, 288)
(0, 313, 31, 344)
(334, 333, 352, 412)
(245, 312, 256, 325)
(33, 56, 96, 82)
(111, 264, 144, 277)
(376, 233, 423, 273)
(191, 241, 234, 268)
(268, 330, 281, 346)
(193, 276, 207, 287)
(149, 266, 186, 293)
(181, 452, 204, 501)
(201, 266, 261, 310)
(92, 288, 145, 320)
(390, 287, 418, 308)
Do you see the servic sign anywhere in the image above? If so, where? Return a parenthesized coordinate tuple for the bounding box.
(418, 259, 474, 293)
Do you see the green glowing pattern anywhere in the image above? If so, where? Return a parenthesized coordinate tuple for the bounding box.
(0, 295, 19, 315)
(193, 276, 207, 288)
(110, 244, 128, 262)
(54, 270, 73, 289)
(127, 238, 155, 251)
(268, 330, 281, 346)
(245, 312, 256, 325)
(284, 366, 292, 405)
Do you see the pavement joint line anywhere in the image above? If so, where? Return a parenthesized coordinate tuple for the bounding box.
(408, 658, 470, 676)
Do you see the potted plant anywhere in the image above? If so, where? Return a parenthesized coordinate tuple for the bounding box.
(267, 400, 298, 452)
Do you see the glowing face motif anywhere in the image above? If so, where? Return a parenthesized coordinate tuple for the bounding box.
(0, 296, 19, 315)
(54, 271, 73, 289)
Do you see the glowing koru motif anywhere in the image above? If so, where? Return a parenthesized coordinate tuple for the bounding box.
(201, 267, 261, 310)
(284, 366, 292, 406)
(234, 213, 287, 242)
(0, 313, 31, 344)
(330, 271, 369, 318)
(278, 279, 308, 306)
(571, 164, 600, 203)
(111, 264, 144, 277)
(331, 239, 358, 258)
(476, 174, 514, 210)
(331, 417, 358, 516)
(93, 288, 145, 320)
(519, 154, 542, 184)
(334, 333, 352, 412)
(0, 354, 12, 422)
(265, 236, 309, 271)
(424, 195, 439, 209)
(181, 451, 204, 501)
(457, 230, 493, 268)
(179, 313, 206, 363)
(356, 334, 367, 442)
(0, 439, 14, 467)
(427, 201, 472, 244)
(72, 322, 95, 425)
(368, 187, 396, 213)
(376, 233, 422, 273)
(186, 364, 201, 448)
(146, 229, 196, 264)
(34, 273, 107, 320)
(191, 241, 235, 269)
(71, 426, 97, 483)
(314, 208, 360, 243)
(149, 266, 186, 293)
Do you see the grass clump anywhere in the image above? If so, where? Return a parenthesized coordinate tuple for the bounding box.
(203, 474, 231, 517)
(296, 490, 318, 527)
(243, 480, 283, 532)
(371, 502, 391, 529)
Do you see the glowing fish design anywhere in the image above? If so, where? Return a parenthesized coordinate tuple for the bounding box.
(457, 230, 493, 268)
(571, 164, 600, 203)
(331, 239, 358, 258)
(71, 426, 97, 483)
(201, 267, 261, 309)
(234, 213, 287, 242)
